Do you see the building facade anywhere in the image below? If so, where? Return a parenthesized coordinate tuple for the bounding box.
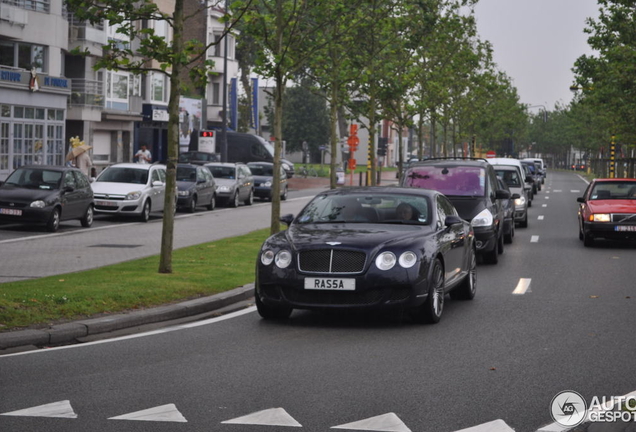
(0, 0, 238, 181)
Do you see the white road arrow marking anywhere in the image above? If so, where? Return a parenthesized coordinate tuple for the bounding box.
(221, 408, 302, 427)
(108, 404, 187, 422)
(331, 412, 411, 431)
(454, 419, 515, 432)
(0, 400, 77, 418)
(513, 278, 532, 295)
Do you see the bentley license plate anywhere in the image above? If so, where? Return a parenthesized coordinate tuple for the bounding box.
(304, 278, 355, 291)
(615, 225, 636, 232)
(0, 208, 22, 216)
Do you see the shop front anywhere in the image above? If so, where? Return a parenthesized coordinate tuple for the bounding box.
(0, 68, 70, 181)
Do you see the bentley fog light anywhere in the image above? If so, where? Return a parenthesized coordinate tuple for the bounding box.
(275, 250, 292, 268)
(375, 252, 396, 271)
(399, 251, 417, 268)
(261, 250, 275, 266)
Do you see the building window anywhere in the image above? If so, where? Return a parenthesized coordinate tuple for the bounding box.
(151, 72, 168, 104)
(211, 82, 220, 105)
(153, 19, 170, 43)
(209, 32, 235, 59)
(0, 41, 47, 72)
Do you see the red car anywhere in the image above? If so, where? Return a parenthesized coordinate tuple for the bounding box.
(577, 178, 636, 246)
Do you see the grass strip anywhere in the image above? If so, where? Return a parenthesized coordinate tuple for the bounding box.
(0, 228, 271, 331)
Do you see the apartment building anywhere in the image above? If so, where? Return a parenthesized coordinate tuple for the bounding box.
(0, 0, 238, 180)
(0, 0, 70, 181)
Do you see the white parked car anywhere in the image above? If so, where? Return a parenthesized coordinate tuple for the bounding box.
(91, 163, 168, 222)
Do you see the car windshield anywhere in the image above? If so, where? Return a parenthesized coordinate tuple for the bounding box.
(296, 193, 430, 225)
(208, 166, 236, 179)
(495, 169, 521, 187)
(96, 167, 149, 184)
(590, 182, 636, 200)
(176, 167, 197, 182)
(404, 165, 486, 197)
(248, 165, 273, 176)
(4, 168, 62, 190)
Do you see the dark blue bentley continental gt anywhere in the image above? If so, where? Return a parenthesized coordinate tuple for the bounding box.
(255, 187, 476, 323)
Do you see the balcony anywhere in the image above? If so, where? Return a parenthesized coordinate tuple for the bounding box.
(1, 0, 49, 14)
(0, 2, 28, 26)
(67, 13, 107, 56)
(69, 79, 104, 108)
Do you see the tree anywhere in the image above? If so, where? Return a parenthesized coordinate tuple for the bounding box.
(66, 0, 245, 273)
(282, 81, 330, 157)
(238, 0, 332, 235)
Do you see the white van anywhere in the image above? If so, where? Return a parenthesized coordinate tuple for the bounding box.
(487, 158, 534, 207)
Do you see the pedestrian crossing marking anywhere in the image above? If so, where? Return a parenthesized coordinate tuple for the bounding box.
(454, 419, 515, 432)
(221, 407, 302, 427)
(331, 412, 411, 431)
(108, 404, 187, 422)
(0, 400, 77, 418)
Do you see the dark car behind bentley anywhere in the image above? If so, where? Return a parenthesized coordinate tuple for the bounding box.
(255, 187, 476, 324)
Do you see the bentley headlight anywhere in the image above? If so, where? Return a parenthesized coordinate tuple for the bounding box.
(375, 252, 396, 271)
(591, 214, 610, 222)
(275, 250, 292, 268)
(126, 191, 142, 200)
(261, 250, 275, 266)
(30, 200, 46, 208)
(471, 209, 493, 227)
(399, 251, 418, 268)
(514, 196, 526, 207)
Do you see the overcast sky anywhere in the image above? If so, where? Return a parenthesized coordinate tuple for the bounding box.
(473, 0, 600, 112)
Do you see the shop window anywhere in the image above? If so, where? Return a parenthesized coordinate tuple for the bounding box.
(151, 72, 168, 103)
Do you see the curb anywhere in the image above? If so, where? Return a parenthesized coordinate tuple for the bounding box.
(0, 284, 255, 352)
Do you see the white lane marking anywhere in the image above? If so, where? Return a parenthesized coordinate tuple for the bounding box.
(109, 404, 187, 422)
(542, 204, 548, 207)
(571, 190, 581, 193)
(1, 400, 78, 418)
(576, 174, 590, 184)
(553, 190, 562, 192)
(545, 196, 550, 199)
(454, 419, 515, 432)
(222, 408, 302, 427)
(0, 307, 257, 358)
(332, 412, 410, 431)
(512, 278, 532, 295)
(531, 236, 540, 243)
(538, 215, 545, 220)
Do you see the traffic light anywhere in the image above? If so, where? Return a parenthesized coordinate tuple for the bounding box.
(377, 137, 388, 156)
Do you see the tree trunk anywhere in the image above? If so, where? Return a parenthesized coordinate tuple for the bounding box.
(158, 0, 185, 273)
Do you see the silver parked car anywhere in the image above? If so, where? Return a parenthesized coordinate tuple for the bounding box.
(91, 163, 168, 222)
(204, 162, 254, 207)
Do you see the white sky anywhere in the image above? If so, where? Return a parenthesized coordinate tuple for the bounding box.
(473, 0, 600, 111)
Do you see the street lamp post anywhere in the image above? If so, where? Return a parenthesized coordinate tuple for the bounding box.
(220, 0, 229, 162)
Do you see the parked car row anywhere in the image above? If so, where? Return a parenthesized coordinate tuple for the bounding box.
(0, 158, 287, 232)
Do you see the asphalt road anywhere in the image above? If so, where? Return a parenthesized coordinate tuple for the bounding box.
(1, 171, 635, 432)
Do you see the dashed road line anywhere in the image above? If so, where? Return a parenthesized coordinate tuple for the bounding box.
(512, 278, 532, 295)
(531, 235, 539, 243)
(538, 216, 545, 220)
(542, 204, 548, 207)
